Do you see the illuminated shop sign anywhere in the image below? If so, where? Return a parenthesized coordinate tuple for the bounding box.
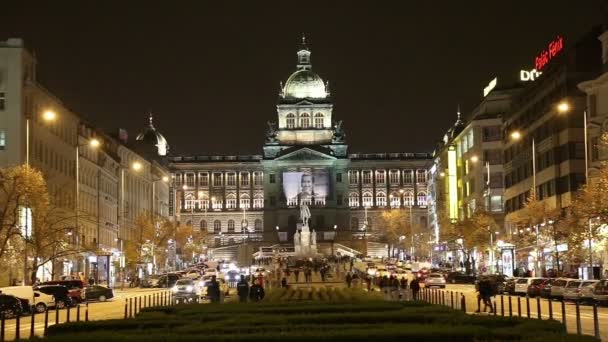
(447, 145, 458, 220)
(520, 69, 542, 82)
(483, 77, 497, 97)
(534, 35, 564, 71)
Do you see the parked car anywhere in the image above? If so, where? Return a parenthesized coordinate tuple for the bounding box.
(445, 272, 476, 284)
(84, 285, 114, 302)
(417, 268, 431, 282)
(35, 285, 72, 309)
(579, 281, 600, 304)
(39, 280, 84, 303)
(514, 277, 544, 296)
(504, 277, 519, 295)
(549, 278, 577, 300)
(156, 274, 181, 288)
(425, 273, 446, 288)
(593, 279, 608, 306)
(563, 280, 599, 302)
(141, 275, 161, 288)
(0, 286, 55, 313)
(0, 294, 24, 318)
(527, 278, 551, 297)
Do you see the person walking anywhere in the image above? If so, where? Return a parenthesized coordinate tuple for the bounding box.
(345, 273, 352, 288)
(281, 277, 288, 288)
(410, 277, 420, 300)
(399, 276, 408, 300)
(208, 275, 221, 303)
(237, 275, 250, 303)
(294, 268, 300, 283)
(365, 275, 372, 292)
(249, 280, 265, 302)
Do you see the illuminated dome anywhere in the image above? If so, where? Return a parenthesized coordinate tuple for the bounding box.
(283, 70, 327, 99)
(136, 114, 169, 156)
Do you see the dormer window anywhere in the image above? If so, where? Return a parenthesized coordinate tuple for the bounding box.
(286, 113, 295, 128)
(300, 113, 310, 128)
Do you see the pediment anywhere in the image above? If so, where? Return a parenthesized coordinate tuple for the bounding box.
(274, 147, 336, 161)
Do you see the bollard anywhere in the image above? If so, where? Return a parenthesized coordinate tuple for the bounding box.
(460, 293, 466, 312)
(15, 314, 20, 340)
(517, 296, 522, 317)
(66, 305, 71, 323)
(442, 291, 446, 306)
(134, 296, 138, 315)
(76, 304, 81, 322)
(124, 299, 128, 319)
(561, 300, 566, 326)
(44, 308, 49, 334)
(30, 309, 35, 338)
(451, 291, 454, 308)
(575, 301, 581, 335)
(0, 313, 4, 342)
(526, 296, 530, 318)
(493, 299, 497, 316)
(139, 296, 142, 313)
(85, 302, 89, 322)
(500, 296, 504, 316)
(508, 296, 512, 316)
(548, 299, 553, 321)
(536, 297, 541, 319)
(55, 307, 59, 325)
(593, 303, 600, 339)
(129, 298, 133, 318)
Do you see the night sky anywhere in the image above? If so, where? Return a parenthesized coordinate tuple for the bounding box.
(0, 2, 603, 155)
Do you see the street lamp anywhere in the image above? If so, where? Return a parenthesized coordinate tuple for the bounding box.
(470, 155, 479, 163)
(331, 224, 338, 256)
(132, 161, 143, 171)
(510, 130, 536, 194)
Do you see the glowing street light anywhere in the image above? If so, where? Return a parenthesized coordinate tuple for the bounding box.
(132, 161, 142, 171)
(510, 131, 522, 141)
(42, 110, 57, 122)
(470, 155, 479, 163)
(556, 101, 570, 114)
(162, 176, 169, 182)
(89, 138, 101, 148)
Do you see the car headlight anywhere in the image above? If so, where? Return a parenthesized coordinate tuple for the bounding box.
(186, 285, 193, 292)
(171, 286, 178, 293)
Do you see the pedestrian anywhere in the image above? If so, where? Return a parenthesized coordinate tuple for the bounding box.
(365, 275, 372, 292)
(390, 276, 399, 300)
(345, 273, 352, 288)
(410, 277, 420, 300)
(281, 277, 288, 288)
(294, 268, 300, 282)
(237, 275, 250, 303)
(249, 280, 265, 302)
(208, 275, 221, 303)
(399, 276, 408, 300)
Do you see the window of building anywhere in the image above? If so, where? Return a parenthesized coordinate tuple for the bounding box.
(240, 194, 250, 209)
(376, 170, 385, 184)
(270, 196, 276, 206)
(240, 172, 249, 187)
(417, 191, 427, 206)
(484, 149, 502, 165)
(213, 220, 221, 233)
(349, 192, 359, 207)
(269, 174, 276, 183)
(389, 170, 399, 184)
(376, 192, 387, 207)
(403, 191, 414, 206)
(199, 173, 209, 186)
(490, 195, 503, 212)
(226, 173, 236, 186)
(300, 113, 310, 128)
(468, 130, 474, 149)
(0, 92, 5, 110)
(336, 172, 342, 183)
(200, 220, 208, 232)
(254, 219, 263, 232)
(314, 113, 324, 128)
(186, 173, 195, 187)
(482, 126, 502, 142)
(350, 217, 359, 231)
(362, 192, 373, 207)
(201, 199, 209, 209)
(184, 194, 194, 210)
(253, 194, 264, 209)
(403, 170, 413, 184)
(390, 193, 400, 208)
(362, 170, 372, 185)
(213, 173, 223, 186)
(348, 170, 358, 185)
(253, 172, 263, 186)
(416, 170, 427, 183)
(0, 129, 5, 150)
(337, 194, 343, 206)
(212, 197, 223, 209)
(286, 113, 295, 128)
(226, 194, 236, 209)
(227, 219, 235, 233)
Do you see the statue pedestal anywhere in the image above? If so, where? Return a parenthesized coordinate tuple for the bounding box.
(294, 223, 317, 257)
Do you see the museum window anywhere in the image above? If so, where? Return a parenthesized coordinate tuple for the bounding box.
(349, 192, 359, 207)
(348, 170, 358, 185)
(240, 194, 250, 209)
(253, 194, 264, 209)
(200, 220, 208, 232)
(226, 194, 237, 209)
(403, 170, 413, 184)
(200, 199, 209, 210)
(0, 92, 5, 110)
(417, 191, 427, 206)
(240, 172, 249, 187)
(286, 113, 295, 128)
(376, 192, 387, 207)
(362, 170, 372, 185)
(300, 113, 310, 128)
(337, 194, 343, 206)
(212, 197, 223, 210)
(185, 194, 195, 210)
(416, 170, 427, 183)
(213, 173, 223, 186)
(213, 220, 221, 233)
(362, 192, 373, 208)
(227, 173, 236, 186)
(227, 219, 235, 233)
(350, 217, 359, 231)
(254, 219, 263, 232)
(314, 113, 324, 128)
(199, 172, 209, 186)
(253, 171, 263, 186)
(390, 193, 400, 208)
(0, 129, 5, 150)
(186, 173, 195, 187)
(375, 170, 385, 184)
(403, 191, 414, 207)
(269, 174, 276, 183)
(389, 170, 399, 184)
(336, 172, 342, 183)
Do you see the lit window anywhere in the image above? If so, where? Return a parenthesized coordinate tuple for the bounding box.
(226, 194, 237, 209)
(240, 172, 249, 187)
(253, 194, 264, 209)
(240, 194, 250, 209)
(390, 193, 400, 208)
(417, 191, 427, 206)
(348, 170, 358, 185)
(376, 192, 387, 207)
(362, 192, 373, 208)
(389, 170, 399, 184)
(186, 173, 195, 187)
(227, 173, 236, 186)
(300, 113, 310, 128)
(403, 191, 414, 206)
(212, 197, 223, 209)
(213, 220, 221, 233)
(213, 173, 223, 186)
(376, 170, 385, 184)
(403, 170, 413, 184)
(286, 113, 295, 128)
(227, 219, 235, 233)
(185, 194, 194, 210)
(416, 170, 427, 183)
(314, 113, 324, 128)
(0, 129, 5, 150)
(253, 172, 263, 186)
(199, 173, 209, 186)
(349, 193, 359, 207)
(362, 171, 372, 185)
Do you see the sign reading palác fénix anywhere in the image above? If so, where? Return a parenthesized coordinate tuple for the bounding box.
(534, 35, 564, 71)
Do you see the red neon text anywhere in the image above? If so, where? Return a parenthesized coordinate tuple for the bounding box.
(534, 35, 564, 71)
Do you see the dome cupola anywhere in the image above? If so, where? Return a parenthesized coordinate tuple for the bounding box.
(136, 113, 169, 156)
(282, 35, 328, 99)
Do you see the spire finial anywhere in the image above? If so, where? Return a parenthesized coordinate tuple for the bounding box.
(302, 33, 306, 45)
(148, 112, 154, 126)
(455, 105, 463, 126)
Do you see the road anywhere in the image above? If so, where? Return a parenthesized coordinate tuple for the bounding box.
(1, 288, 169, 341)
(425, 284, 608, 340)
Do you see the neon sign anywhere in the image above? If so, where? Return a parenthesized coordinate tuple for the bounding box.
(520, 69, 542, 82)
(534, 35, 564, 71)
(483, 77, 497, 97)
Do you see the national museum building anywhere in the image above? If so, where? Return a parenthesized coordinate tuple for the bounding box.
(168, 39, 433, 257)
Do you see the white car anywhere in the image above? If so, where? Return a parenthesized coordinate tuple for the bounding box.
(425, 273, 446, 288)
(0, 286, 55, 313)
(184, 270, 201, 279)
(514, 277, 544, 296)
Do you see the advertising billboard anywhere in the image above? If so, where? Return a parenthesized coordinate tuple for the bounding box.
(282, 170, 329, 204)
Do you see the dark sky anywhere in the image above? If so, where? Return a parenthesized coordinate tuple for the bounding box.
(1, 1, 603, 155)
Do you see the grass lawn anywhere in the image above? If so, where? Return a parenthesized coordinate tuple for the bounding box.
(41, 288, 597, 341)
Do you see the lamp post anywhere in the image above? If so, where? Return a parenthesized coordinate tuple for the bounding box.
(331, 224, 338, 256)
(489, 230, 499, 274)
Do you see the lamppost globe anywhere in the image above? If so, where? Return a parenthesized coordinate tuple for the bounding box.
(89, 138, 101, 148)
(42, 110, 57, 121)
(510, 131, 522, 141)
(132, 161, 142, 171)
(470, 155, 479, 163)
(162, 176, 169, 182)
(557, 101, 570, 113)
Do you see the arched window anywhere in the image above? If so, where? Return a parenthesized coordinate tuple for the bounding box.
(390, 192, 400, 208)
(314, 113, 324, 128)
(226, 193, 236, 209)
(403, 191, 414, 207)
(185, 194, 194, 210)
(350, 217, 359, 231)
(417, 191, 427, 206)
(254, 219, 263, 232)
(300, 113, 310, 128)
(376, 192, 387, 207)
(200, 220, 208, 232)
(253, 194, 264, 209)
(239, 193, 250, 209)
(362, 192, 373, 208)
(286, 113, 295, 129)
(241, 219, 249, 232)
(349, 192, 359, 207)
(227, 219, 235, 233)
(213, 220, 221, 233)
